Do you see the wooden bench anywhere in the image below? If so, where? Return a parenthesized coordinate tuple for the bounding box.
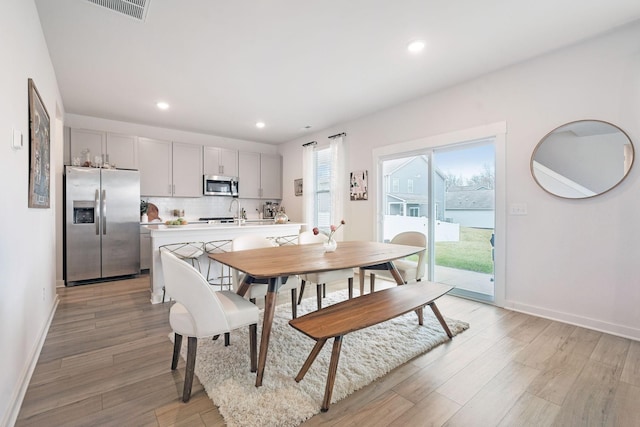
(289, 282, 454, 411)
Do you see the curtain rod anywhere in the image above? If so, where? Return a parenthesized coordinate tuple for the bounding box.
(302, 140, 317, 147)
(328, 132, 346, 139)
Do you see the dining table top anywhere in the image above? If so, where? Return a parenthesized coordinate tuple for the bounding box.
(208, 240, 424, 279)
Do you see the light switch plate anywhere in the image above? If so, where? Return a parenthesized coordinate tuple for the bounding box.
(509, 203, 528, 215)
(11, 129, 23, 149)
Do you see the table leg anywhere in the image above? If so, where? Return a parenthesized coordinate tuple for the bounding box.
(388, 262, 405, 286)
(236, 274, 253, 297)
(429, 301, 453, 338)
(358, 268, 365, 295)
(255, 277, 279, 387)
(295, 339, 327, 382)
(321, 335, 343, 412)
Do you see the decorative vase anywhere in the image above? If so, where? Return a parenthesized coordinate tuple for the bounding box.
(324, 238, 337, 253)
(274, 211, 288, 224)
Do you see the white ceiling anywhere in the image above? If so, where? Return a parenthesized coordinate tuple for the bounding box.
(35, 0, 640, 144)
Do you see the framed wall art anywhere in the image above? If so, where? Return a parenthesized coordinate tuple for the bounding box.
(28, 78, 51, 208)
(294, 178, 303, 196)
(350, 170, 368, 201)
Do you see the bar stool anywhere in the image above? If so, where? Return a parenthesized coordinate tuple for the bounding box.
(159, 242, 205, 271)
(205, 239, 233, 291)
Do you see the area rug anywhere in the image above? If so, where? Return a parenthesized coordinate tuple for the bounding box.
(170, 289, 469, 427)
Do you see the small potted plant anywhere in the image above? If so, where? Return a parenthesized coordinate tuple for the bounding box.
(140, 200, 148, 222)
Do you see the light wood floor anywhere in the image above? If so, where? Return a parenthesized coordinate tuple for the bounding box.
(16, 274, 640, 426)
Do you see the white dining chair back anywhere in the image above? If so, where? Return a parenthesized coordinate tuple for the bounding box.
(297, 231, 354, 310)
(231, 234, 300, 318)
(160, 249, 258, 402)
(364, 231, 427, 294)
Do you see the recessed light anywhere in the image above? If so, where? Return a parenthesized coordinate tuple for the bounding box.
(156, 101, 170, 110)
(407, 39, 426, 54)
(256, 121, 266, 129)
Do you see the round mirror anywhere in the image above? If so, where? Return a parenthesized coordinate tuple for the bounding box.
(531, 120, 634, 199)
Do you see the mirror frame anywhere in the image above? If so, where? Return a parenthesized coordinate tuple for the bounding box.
(531, 120, 634, 199)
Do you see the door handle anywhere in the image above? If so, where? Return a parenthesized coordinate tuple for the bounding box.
(102, 189, 107, 235)
(95, 189, 100, 235)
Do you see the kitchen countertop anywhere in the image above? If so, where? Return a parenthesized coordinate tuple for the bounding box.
(147, 221, 304, 303)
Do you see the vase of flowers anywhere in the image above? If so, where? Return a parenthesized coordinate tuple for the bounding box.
(313, 220, 345, 253)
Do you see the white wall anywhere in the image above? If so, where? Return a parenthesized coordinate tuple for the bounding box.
(279, 21, 640, 340)
(0, 1, 64, 425)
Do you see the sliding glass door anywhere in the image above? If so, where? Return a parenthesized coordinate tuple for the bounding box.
(379, 138, 496, 302)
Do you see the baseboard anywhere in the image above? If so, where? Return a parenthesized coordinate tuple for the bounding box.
(505, 300, 640, 342)
(3, 295, 59, 427)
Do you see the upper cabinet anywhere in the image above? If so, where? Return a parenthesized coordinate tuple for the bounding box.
(260, 153, 282, 199)
(203, 146, 238, 177)
(172, 142, 203, 197)
(138, 137, 172, 196)
(238, 152, 282, 199)
(70, 129, 137, 170)
(138, 138, 203, 197)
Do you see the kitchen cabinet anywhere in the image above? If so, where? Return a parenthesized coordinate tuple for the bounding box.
(172, 141, 203, 197)
(138, 138, 203, 197)
(203, 146, 238, 177)
(70, 129, 137, 170)
(138, 137, 172, 196)
(260, 153, 282, 199)
(238, 151, 282, 199)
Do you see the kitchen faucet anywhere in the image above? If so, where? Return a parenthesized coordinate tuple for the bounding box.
(229, 198, 240, 222)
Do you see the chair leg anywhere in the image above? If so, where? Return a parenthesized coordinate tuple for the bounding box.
(249, 324, 257, 372)
(224, 332, 230, 346)
(323, 283, 326, 298)
(316, 284, 322, 310)
(370, 274, 376, 293)
(183, 336, 197, 402)
(297, 280, 306, 304)
(171, 333, 183, 370)
(291, 288, 298, 318)
(348, 277, 353, 299)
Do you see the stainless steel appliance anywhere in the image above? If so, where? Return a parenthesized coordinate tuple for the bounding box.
(203, 175, 238, 197)
(64, 166, 140, 284)
(263, 201, 279, 219)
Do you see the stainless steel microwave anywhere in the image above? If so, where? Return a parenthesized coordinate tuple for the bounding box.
(203, 175, 239, 197)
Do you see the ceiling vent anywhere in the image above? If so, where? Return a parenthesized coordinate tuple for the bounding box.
(85, 0, 151, 22)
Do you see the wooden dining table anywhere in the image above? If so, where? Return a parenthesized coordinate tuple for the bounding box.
(208, 240, 449, 387)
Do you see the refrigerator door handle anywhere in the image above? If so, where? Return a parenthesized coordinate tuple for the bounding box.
(95, 189, 100, 235)
(102, 189, 107, 235)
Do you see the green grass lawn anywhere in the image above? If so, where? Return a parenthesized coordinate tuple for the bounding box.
(434, 227, 494, 274)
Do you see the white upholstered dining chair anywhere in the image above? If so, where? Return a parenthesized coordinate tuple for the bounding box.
(231, 234, 300, 318)
(362, 231, 426, 294)
(297, 231, 354, 310)
(161, 250, 258, 402)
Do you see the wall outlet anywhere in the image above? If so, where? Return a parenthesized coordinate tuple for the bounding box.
(509, 203, 528, 215)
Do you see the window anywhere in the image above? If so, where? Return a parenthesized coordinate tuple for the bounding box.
(392, 178, 399, 192)
(409, 206, 420, 217)
(315, 147, 332, 231)
(407, 179, 414, 193)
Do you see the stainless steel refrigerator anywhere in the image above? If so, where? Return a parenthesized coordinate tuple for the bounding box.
(64, 166, 140, 284)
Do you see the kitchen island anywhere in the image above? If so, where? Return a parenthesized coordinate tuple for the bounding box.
(147, 221, 303, 303)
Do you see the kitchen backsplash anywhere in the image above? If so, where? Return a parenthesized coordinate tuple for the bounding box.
(143, 196, 278, 222)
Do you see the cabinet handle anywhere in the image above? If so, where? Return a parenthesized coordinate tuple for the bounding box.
(173, 184, 175, 194)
